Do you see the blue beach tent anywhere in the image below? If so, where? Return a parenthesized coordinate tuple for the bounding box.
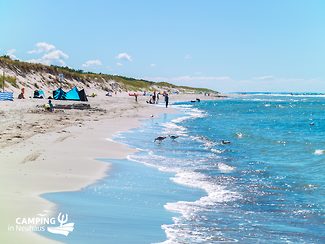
(53, 88, 66, 100)
(33, 90, 45, 98)
(53, 87, 88, 101)
(65, 87, 80, 100)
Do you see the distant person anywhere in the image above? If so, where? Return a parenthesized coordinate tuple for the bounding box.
(134, 93, 138, 102)
(156, 93, 159, 104)
(153, 91, 156, 104)
(18, 88, 25, 99)
(48, 100, 54, 112)
(165, 93, 169, 108)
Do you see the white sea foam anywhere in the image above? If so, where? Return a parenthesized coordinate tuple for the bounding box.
(128, 104, 239, 243)
(235, 132, 243, 138)
(106, 136, 130, 147)
(314, 149, 325, 155)
(159, 171, 240, 244)
(161, 106, 207, 137)
(238, 93, 325, 98)
(127, 151, 239, 243)
(173, 105, 207, 120)
(173, 104, 194, 108)
(191, 135, 215, 146)
(167, 171, 240, 213)
(217, 162, 235, 173)
(127, 151, 239, 210)
(162, 122, 187, 131)
(159, 224, 236, 244)
(105, 137, 116, 143)
(277, 140, 287, 145)
(171, 116, 192, 123)
(126, 153, 182, 173)
(211, 148, 225, 154)
(161, 122, 188, 136)
(242, 98, 287, 102)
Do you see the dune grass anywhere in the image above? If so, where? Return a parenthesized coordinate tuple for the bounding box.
(0, 73, 19, 89)
(0, 56, 217, 93)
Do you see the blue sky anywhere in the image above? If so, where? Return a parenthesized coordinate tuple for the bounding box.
(1, 0, 324, 92)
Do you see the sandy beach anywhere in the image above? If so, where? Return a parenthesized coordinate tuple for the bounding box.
(2, 1, 323, 242)
(0, 93, 217, 243)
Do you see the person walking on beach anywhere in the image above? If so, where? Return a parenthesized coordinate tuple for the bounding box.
(134, 92, 138, 102)
(165, 93, 169, 108)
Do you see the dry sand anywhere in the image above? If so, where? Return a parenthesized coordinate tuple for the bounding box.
(0, 93, 219, 243)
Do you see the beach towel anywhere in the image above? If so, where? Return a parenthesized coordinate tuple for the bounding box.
(0, 92, 14, 101)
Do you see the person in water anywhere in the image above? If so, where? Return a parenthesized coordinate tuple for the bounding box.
(164, 93, 169, 108)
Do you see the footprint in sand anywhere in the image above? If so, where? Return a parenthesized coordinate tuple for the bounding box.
(22, 152, 42, 164)
(13, 134, 23, 139)
(55, 135, 72, 143)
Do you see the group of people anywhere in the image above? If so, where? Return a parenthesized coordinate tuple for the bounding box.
(146, 91, 169, 108)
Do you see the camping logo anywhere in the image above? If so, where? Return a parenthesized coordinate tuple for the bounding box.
(47, 212, 75, 236)
(9, 210, 74, 236)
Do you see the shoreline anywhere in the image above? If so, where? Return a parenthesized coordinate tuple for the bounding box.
(0, 93, 218, 243)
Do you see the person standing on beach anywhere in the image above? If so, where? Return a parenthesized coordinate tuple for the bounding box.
(156, 93, 159, 104)
(153, 91, 156, 104)
(165, 93, 169, 108)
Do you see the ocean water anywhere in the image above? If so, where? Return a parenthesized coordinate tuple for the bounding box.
(43, 94, 325, 243)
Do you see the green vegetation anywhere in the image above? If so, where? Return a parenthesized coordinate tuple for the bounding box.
(0, 56, 217, 93)
(0, 73, 19, 89)
(178, 85, 216, 94)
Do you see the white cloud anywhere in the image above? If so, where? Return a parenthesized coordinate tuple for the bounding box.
(42, 50, 68, 61)
(116, 52, 132, 62)
(28, 42, 55, 54)
(26, 42, 68, 66)
(116, 62, 123, 66)
(82, 59, 102, 67)
(253, 75, 274, 80)
(150, 63, 156, 67)
(7, 49, 17, 59)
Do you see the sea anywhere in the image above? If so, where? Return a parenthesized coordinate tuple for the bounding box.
(42, 92, 325, 243)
